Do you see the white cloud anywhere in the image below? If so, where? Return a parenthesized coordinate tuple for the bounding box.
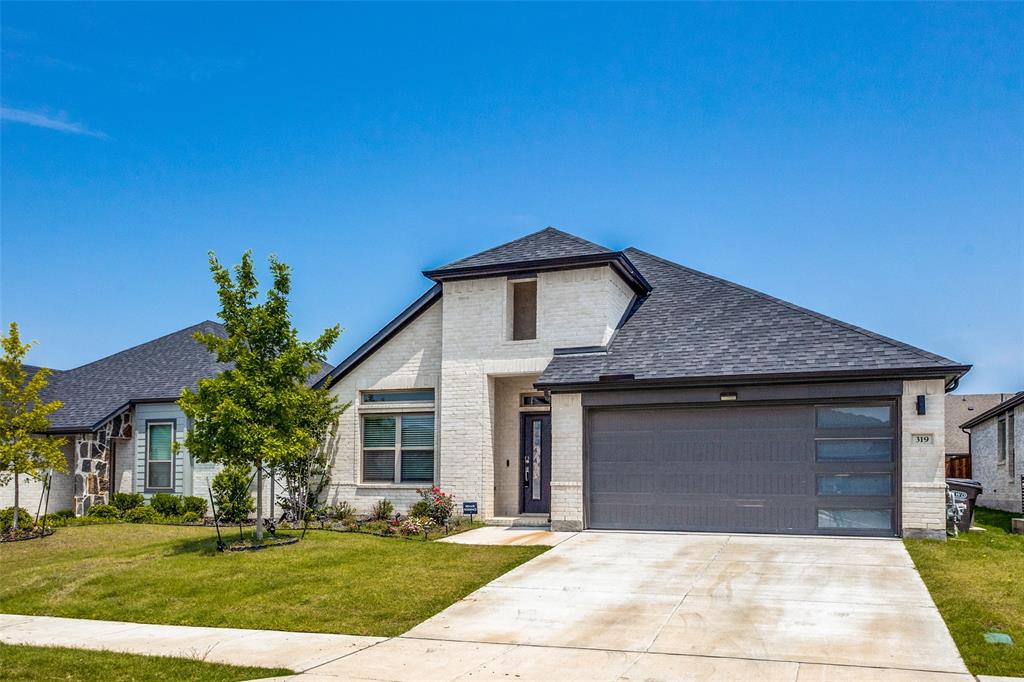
(0, 106, 107, 139)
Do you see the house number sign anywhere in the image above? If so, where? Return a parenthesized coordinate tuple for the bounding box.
(912, 434, 933, 445)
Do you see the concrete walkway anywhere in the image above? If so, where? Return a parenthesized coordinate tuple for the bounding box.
(0, 531, 978, 681)
(0, 614, 383, 673)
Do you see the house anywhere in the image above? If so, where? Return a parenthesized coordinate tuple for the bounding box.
(316, 227, 970, 539)
(944, 393, 1016, 478)
(0, 321, 331, 515)
(960, 391, 1023, 514)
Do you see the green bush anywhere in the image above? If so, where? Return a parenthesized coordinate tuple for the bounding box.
(212, 465, 255, 526)
(409, 499, 430, 518)
(181, 511, 202, 524)
(125, 506, 161, 524)
(362, 519, 392, 535)
(1, 507, 33, 533)
(181, 496, 208, 517)
(149, 493, 183, 517)
(111, 492, 145, 515)
(51, 509, 76, 520)
(371, 498, 394, 521)
(326, 501, 355, 522)
(85, 504, 119, 519)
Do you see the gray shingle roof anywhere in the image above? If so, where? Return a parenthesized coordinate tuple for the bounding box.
(428, 227, 612, 273)
(538, 248, 967, 387)
(41, 321, 333, 432)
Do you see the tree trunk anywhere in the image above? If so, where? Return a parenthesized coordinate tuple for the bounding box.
(269, 468, 275, 522)
(12, 475, 19, 531)
(255, 463, 264, 541)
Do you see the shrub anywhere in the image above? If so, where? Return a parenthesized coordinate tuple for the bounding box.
(415, 486, 455, 526)
(1, 507, 33, 533)
(212, 465, 255, 527)
(371, 498, 394, 521)
(326, 501, 355, 522)
(85, 503, 119, 519)
(362, 519, 392, 536)
(111, 492, 145, 515)
(125, 506, 161, 524)
(181, 511, 202, 524)
(150, 493, 183, 517)
(181, 496, 208, 517)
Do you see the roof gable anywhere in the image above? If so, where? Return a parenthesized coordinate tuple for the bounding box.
(427, 227, 612, 273)
(538, 248, 968, 387)
(42, 321, 332, 432)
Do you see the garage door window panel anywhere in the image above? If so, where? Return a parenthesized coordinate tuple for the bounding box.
(816, 405, 892, 430)
(815, 438, 893, 462)
(817, 508, 893, 531)
(817, 474, 892, 497)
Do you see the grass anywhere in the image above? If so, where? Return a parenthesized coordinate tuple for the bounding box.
(0, 643, 292, 682)
(0, 524, 545, 637)
(905, 506, 1024, 677)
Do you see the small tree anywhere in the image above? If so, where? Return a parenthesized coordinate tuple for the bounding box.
(212, 465, 255, 541)
(179, 251, 342, 541)
(0, 323, 67, 532)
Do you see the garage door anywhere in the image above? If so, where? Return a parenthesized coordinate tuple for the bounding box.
(586, 402, 899, 536)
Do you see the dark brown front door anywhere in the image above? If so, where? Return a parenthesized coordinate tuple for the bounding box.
(521, 413, 551, 514)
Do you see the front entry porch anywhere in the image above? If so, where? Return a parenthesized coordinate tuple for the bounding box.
(490, 375, 551, 521)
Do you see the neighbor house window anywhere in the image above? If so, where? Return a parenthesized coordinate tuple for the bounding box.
(146, 422, 174, 490)
(1008, 413, 1015, 477)
(998, 416, 1007, 464)
(362, 414, 435, 484)
(509, 279, 537, 341)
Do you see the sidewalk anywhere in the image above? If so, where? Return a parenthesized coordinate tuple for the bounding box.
(0, 614, 383, 673)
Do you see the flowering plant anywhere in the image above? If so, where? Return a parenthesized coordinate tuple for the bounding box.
(415, 486, 455, 526)
(398, 516, 434, 537)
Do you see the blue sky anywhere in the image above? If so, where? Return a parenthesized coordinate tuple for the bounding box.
(1, 3, 1021, 393)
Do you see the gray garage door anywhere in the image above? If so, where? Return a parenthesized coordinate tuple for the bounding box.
(586, 402, 899, 536)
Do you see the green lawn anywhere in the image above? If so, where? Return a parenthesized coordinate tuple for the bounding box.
(0, 524, 545, 637)
(0, 644, 292, 682)
(905, 506, 1024, 677)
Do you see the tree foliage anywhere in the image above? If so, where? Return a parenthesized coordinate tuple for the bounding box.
(178, 251, 344, 539)
(0, 323, 67, 531)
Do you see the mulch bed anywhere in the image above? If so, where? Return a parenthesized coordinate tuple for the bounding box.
(0, 527, 56, 543)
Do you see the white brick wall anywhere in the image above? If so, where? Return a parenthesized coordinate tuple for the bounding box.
(970, 403, 1023, 514)
(550, 392, 584, 531)
(901, 379, 948, 538)
(439, 267, 632, 518)
(0, 441, 75, 514)
(324, 300, 443, 515)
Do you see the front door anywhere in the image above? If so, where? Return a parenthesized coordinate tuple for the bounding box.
(521, 413, 551, 514)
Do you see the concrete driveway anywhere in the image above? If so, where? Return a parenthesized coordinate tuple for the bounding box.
(292, 531, 970, 681)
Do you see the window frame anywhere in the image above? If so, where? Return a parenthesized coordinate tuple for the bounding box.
(144, 419, 176, 493)
(360, 412, 436, 485)
(506, 277, 538, 342)
(998, 415, 1007, 464)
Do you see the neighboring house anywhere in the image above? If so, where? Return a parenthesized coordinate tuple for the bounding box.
(944, 393, 1016, 478)
(316, 227, 970, 539)
(961, 392, 1024, 514)
(0, 321, 331, 515)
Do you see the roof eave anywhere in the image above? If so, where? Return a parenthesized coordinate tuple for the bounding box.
(316, 284, 443, 390)
(423, 252, 652, 296)
(960, 391, 1024, 429)
(536, 365, 973, 393)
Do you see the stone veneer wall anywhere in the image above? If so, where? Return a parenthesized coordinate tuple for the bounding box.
(970, 403, 1024, 514)
(74, 409, 132, 515)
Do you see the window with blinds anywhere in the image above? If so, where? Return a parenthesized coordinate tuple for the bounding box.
(146, 422, 174, 490)
(362, 413, 435, 484)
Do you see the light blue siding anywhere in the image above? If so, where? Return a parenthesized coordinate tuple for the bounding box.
(132, 402, 191, 497)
